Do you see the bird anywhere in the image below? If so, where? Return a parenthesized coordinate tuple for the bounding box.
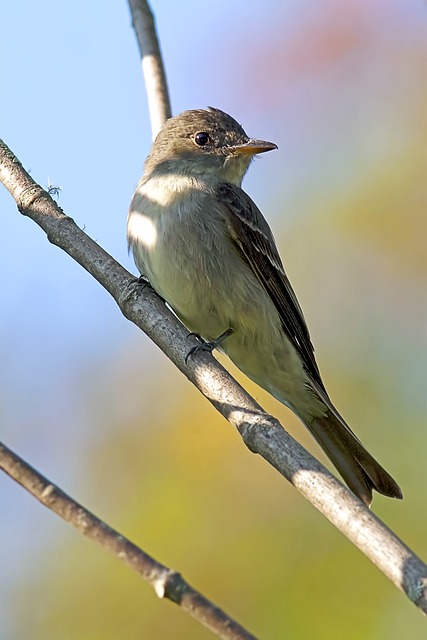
(127, 106, 402, 506)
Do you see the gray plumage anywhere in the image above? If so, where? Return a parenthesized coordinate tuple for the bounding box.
(128, 107, 402, 506)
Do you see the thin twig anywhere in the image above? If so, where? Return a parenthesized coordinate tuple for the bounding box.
(0, 139, 426, 616)
(0, 441, 257, 640)
(128, 0, 171, 138)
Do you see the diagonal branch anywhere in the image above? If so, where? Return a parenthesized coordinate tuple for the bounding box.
(1, 138, 427, 617)
(1, 2, 426, 633)
(128, 0, 171, 138)
(0, 441, 257, 640)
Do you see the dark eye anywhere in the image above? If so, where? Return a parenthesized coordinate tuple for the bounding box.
(194, 131, 210, 146)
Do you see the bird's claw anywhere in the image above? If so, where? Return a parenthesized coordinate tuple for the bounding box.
(127, 276, 167, 303)
(185, 339, 216, 364)
(185, 328, 233, 365)
(134, 275, 152, 288)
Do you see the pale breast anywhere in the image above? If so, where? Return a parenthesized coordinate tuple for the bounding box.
(128, 174, 241, 337)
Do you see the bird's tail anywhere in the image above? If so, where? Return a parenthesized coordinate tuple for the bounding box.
(306, 408, 403, 507)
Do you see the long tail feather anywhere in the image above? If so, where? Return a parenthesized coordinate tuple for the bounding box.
(306, 409, 403, 507)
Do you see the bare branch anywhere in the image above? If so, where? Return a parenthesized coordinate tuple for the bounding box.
(128, 0, 171, 138)
(0, 441, 257, 640)
(1, 139, 427, 617)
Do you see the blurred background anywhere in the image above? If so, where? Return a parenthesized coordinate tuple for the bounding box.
(1, 1, 426, 638)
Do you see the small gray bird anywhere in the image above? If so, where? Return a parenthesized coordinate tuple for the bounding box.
(127, 107, 402, 506)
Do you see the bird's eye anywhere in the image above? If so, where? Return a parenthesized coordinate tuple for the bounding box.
(194, 131, 210, 146)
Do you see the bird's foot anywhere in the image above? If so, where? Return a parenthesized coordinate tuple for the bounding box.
(126, 275, 166, 302)
(134, 274, 152, 289)
(185, 328, 233, 364)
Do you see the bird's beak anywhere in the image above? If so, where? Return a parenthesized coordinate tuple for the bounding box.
(229, 139, 278, 156)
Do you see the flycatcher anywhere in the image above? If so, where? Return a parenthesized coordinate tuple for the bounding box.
(127, 107, 402, 506)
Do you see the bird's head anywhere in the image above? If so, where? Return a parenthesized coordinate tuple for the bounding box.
(145, 107, 277, 186)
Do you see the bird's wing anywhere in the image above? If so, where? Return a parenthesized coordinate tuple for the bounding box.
(215, 182, 325, 390)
